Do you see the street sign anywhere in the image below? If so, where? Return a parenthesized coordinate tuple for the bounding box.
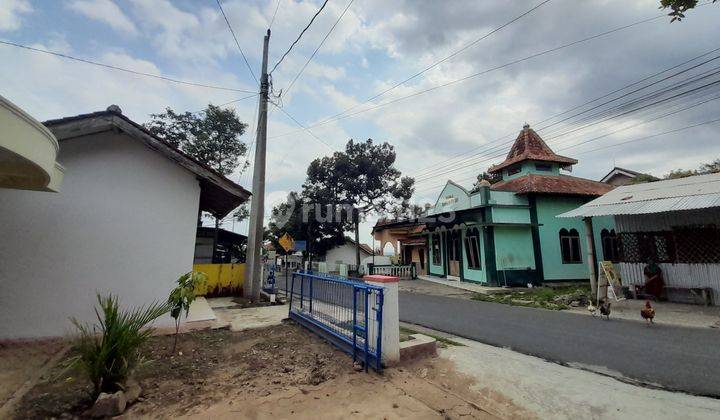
(293, 240, 307, 252)
(279, 233, 295, 253)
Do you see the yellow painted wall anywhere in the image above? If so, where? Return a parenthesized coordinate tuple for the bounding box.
(193, 263, 245, 296)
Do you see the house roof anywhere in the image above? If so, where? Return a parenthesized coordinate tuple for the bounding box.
(43, 106, 250, 218)
(599, 166, 656, 183)
(491, 173, 614, 197)
(488, 124, 577, 174)
(559, 172, 720, 218)
(343, 237, 375, 255)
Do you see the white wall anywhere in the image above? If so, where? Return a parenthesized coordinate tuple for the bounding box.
(324, 243, 370, 265)
(0, 132, 200, 339)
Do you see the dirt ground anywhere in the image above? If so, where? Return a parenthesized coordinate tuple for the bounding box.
(0, 339, 68, 409)
(8, 321, 507, 419)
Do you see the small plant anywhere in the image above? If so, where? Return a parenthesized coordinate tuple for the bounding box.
(71, 294, 169, 397)
(168, 271, 207, 353)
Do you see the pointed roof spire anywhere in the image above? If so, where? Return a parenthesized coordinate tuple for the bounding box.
(488, 124, 577, 174)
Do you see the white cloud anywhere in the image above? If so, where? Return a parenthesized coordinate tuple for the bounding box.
(0, 0, 32, 31)
(66, 0, 138, 35)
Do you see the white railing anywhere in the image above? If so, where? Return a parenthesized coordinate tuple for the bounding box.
(371, 264, 416, 280)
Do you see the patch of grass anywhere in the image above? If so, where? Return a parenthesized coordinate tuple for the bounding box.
(399, 326, 464, 347)
(471, 285, 591, 311)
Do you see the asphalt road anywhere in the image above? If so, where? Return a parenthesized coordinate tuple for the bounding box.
(400, 291, 720, 397)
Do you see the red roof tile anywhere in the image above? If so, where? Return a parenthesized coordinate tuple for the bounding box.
(489, 124, 577, 173)
(491, 174, 613, 196)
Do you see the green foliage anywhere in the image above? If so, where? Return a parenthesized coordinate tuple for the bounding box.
(145, 105, 248, 175)
(168, 271, 207, 352)
(660, 0, 716, 21)
(168, 271, 207, 322)
(268, 139, 415, 259)
(70, 294, 169, 396)
(471, 285, 592, 311)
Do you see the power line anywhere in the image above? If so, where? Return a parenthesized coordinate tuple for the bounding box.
(311, 0, 552, 125)
(0, 39, 258, 93)
(270, 0, 330, 74)
(410, 48, 720, 178)
(269, 10, 671, 140)
(281, 0, 355, 98)
(269, 0, 283, 29)
(568, 117, 720, 156)
(215, 0, 260, 85)
(412, 85, 720, 185)
(408, 56, 715, 178)
(192, 93, 259, 114)
(272, 103, 334, 149)
(416, 115, 720, 195)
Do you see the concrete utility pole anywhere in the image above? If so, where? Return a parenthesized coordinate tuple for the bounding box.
(244, 29, 270, 300)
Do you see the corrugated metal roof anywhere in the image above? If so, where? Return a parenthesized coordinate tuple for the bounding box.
(558, 173, 720, 218)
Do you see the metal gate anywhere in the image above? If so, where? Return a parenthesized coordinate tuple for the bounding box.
(288, 271, 384, 371)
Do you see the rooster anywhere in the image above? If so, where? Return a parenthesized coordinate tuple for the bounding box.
(641, 300, 655, 325)
(599, 298, 611, 320)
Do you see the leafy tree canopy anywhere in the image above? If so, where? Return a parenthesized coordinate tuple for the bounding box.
(269, 139, 415, 259)
(145, 104, 248, 176)
(660, 0, 717, 21)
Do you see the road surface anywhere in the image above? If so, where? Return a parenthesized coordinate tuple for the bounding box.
(400, 291, 720, 397)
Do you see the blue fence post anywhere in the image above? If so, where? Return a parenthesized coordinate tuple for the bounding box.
(309, 276, 314, 313)
(363, 289, 370, 372)
(300, 274, 305, 310)
(376, 290, 384, 371)
(352, 286, 358, 364)
(289, 272, 296, 317)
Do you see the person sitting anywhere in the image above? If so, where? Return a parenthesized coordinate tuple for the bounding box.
(641, 260, 665, 299)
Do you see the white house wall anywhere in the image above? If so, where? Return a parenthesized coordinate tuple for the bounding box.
(0, 132, 200, 339)
(324, 244, 371, 265)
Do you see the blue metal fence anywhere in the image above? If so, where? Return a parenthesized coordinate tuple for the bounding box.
(288, 271, 385, 371)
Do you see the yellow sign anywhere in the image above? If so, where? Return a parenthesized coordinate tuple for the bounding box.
(279, 233, 295, 252)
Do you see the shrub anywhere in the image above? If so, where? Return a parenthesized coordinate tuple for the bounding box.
(70, 294, 169, 396)
(168, 271, 207, 352)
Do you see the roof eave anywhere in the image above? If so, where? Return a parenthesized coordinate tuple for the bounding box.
(45, 111, 250, 219)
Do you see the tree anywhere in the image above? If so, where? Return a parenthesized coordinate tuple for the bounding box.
(470, 172, 501, 192)
(145, 104, 248, 176)
(660, 0, 717, 21)
(304, 139, 414, 266)
(167, 271, 207, 353)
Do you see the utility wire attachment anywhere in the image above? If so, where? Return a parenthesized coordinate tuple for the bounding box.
(270, 0, 330, 74)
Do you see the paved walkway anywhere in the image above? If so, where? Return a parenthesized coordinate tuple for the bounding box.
(400, 291, 720, 397)
(417, 275, 508, 294)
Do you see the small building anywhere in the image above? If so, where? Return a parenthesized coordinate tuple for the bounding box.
(600, 166, 656, 186)
(0, 106, 250, 339)
(559, 173, 720, 304)
(422, 124, 615, 286)
(372, 219, 428, 275)
(194, 226, 247, 264)
(322, 237, 374, 267)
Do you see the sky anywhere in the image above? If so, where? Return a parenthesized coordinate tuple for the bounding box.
(3, 0, 720, 251)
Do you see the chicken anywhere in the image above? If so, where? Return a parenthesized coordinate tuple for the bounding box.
(641, 300, 655, 325)
(599, 298, 611, 320)
(587, 302, 597, 316)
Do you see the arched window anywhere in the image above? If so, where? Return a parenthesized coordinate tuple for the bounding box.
(431, 233, 441, 265)
(601, 229, 620, 262)
(464, 228, 482, 270)
(559, 228, 582, 264)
